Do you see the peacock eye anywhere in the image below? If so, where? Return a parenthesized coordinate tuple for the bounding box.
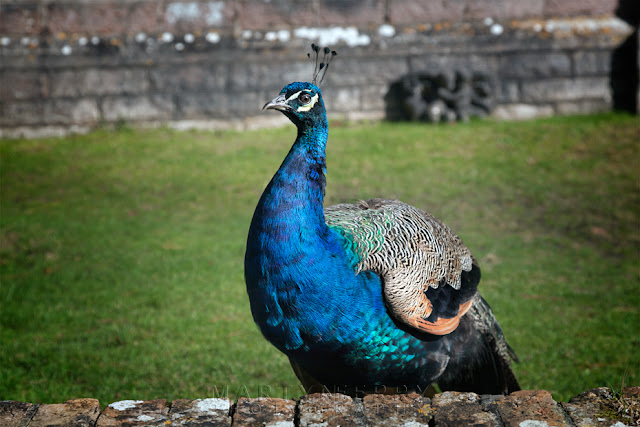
(299, 92, 312, 104)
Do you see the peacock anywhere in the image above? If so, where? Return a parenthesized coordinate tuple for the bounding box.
(244, 45, 520, 396)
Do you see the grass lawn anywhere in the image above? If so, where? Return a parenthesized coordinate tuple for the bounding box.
(1, 113, 638, 405)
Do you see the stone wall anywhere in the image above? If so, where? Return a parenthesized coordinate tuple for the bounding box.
(1, 388, 639, 426)
(0, 0, 638, 138)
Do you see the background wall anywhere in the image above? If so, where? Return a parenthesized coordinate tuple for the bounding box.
(0, 0, 638, 138)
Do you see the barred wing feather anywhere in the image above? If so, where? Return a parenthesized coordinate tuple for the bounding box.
(325, 198, 479, 335)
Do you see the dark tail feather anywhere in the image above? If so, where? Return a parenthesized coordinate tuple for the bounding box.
(437, 293, 520, 395)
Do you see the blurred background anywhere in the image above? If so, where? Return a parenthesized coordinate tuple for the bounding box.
(1, 0, 638, 137)
(0, 0, 638, 406)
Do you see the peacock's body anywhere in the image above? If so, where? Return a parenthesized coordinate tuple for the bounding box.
(244, 59, 519, 395)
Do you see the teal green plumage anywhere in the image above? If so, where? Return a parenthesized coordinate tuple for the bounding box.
(244, 79, 519, 395)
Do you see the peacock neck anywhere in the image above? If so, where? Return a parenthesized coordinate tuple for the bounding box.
(261, 121, 329, 226)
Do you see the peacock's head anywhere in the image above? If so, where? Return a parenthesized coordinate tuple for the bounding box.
(263, 45, 336, 128)
(263, 81, 326, 127)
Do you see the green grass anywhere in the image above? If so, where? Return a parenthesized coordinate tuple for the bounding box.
(1, 113, 638, 405)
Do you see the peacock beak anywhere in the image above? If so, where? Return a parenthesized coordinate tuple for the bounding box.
(263, 94, 291, 112)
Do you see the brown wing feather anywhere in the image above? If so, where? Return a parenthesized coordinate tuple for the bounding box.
(325, 198, 478, 335)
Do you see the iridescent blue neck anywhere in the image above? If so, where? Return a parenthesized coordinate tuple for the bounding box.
(259, 118, 329, 226)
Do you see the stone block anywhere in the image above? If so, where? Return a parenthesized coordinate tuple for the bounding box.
(363, 393, 432, 426)
(102, 94, 174, 122)
(521, 77, 611, 102)
(0, 100, 45, 126)
(496, 80, 520, 103)
(573, 50, 613, 76)
(492, 103, 555, 119)
(0, 400, 39, 427)
(168, 398, 232, 426)
(0, 70, 44, 101)
(232, 397, 296, 426)
(96, 399, 169, 426)
(332, 57, 408, 86)
(43, 99, 100, 125)
(499, 52, 572, 78)
(0, 2, 42, 36)
(150, 64, 226, 92)
(389, 0, 465, 26)
(555, 99, 611, 114)
(360, 84, 387, 111)
(229, 61, 307, 92)
(50, 68, 149, 98)
(324, 86, 362, 113)
(298, 393, 361, 427)
(29, 398, 100, 427)
(562, 387, 639, 427)
(432, 392, 501, 427)
(495, 390, 570, 427)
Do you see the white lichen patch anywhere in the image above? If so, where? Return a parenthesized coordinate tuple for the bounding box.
(267, 421, 295, 427)
(166, 1, 224, 26)
(137, 414, 155, 422)
(109, 400, 144, 411)
(294, 26, 371, 47)
(490, 23, 504, 35)
(194, 398, 230, 412)
(519, 421, 550, 427)
(265, 30, 290, 43)
(205, 31, 220, 43)
(378, 24, 395, 37)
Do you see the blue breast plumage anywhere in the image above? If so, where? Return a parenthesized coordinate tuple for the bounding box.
(244, 77, 519, 395)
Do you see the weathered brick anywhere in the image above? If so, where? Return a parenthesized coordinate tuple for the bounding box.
(168, 398, 232, 426)
(163, 1, 235, 33)
(463, 0, 544, 21)
(96, 399, 169, 426)
(315, 0, 385, 27)
(46, 1, 159, 37)
(432, 392, 501, 427)
(298, 393, 362, 427)
(389, 0, 465, 26)
(0, 401, 39, 427)
(521, 77, 611, 102)
(29, 398, 100, 427)
(363, 393, 432, 426)
(236, 0, 315, 30)
(499, 52, 572, 78)
(495, 390, 570, 427)
(542, 0, 618, 18)
(233, 397, 295, 426)
(0, 2, 42, 36)
(102, 94, 174, 122)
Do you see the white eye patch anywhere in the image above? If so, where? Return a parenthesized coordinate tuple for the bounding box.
(286, 90, 319, 112)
